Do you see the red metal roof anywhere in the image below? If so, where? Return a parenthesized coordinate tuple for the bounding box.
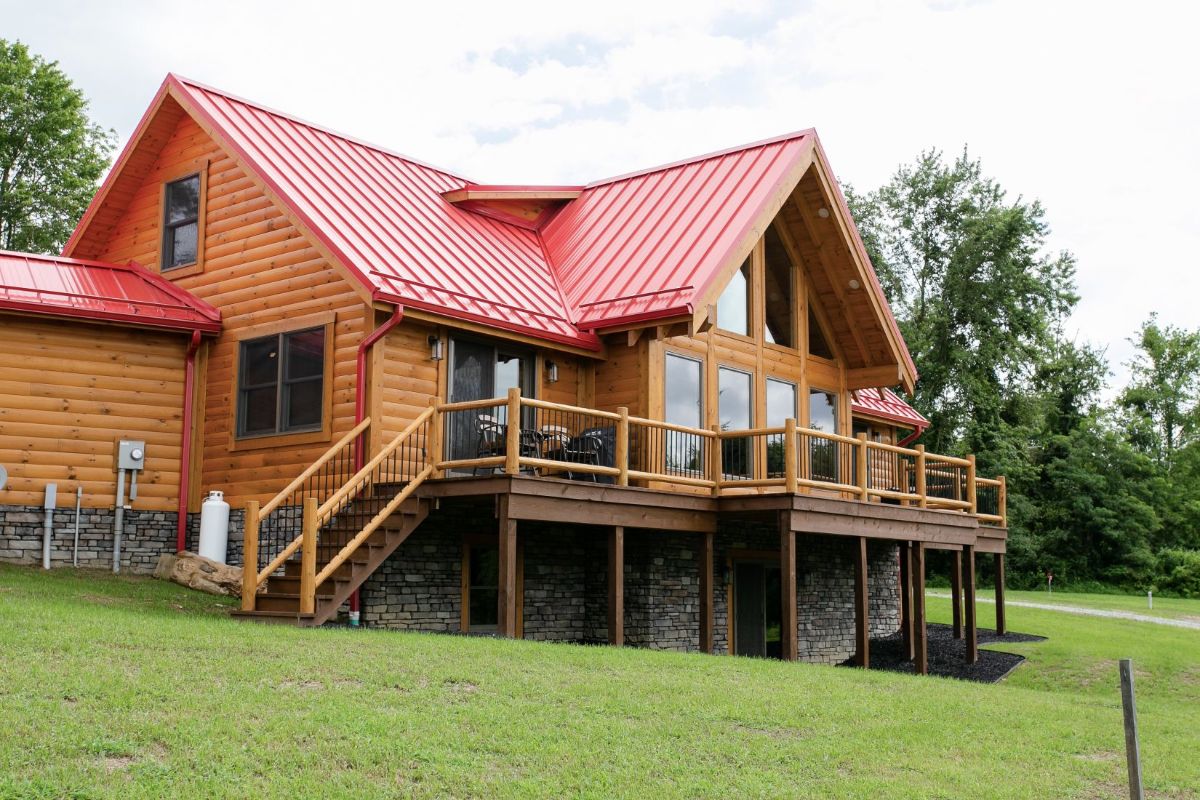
(851, 388, 928, 430)
(0, 250, 220, 333)
(543, 132, 815, 329)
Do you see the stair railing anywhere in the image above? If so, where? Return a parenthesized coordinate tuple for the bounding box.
(240, 417, 371, 611)
(298, 404, 438, 613)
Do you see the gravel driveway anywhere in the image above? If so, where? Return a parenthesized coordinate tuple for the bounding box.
(929, 593, 1200, 631)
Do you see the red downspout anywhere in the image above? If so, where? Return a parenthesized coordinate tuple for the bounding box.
(897, 427, 926, 448)
(177, 330, 203, 552)
(350, 304, 403, 618)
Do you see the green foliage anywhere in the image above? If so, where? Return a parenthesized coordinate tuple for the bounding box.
(0, 39, 115, 253)
(850, 149, 1200, 591)
(1155, 548, 1200, 597)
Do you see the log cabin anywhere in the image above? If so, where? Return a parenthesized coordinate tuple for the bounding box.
(0, 74, 1009, 671)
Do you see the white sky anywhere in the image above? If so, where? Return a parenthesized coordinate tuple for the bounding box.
(4, 0, 1196, 394)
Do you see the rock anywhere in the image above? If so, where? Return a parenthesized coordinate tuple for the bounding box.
(153, 551, 248, 596)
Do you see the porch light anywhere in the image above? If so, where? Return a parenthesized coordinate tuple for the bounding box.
(848, 279, 861, 290)
(817, 207, 830, 218)
(546, 359, 559, 383)
(428, 335, 444, 361)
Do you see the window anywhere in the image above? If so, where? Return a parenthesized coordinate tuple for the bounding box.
(445, 339, 535, 463)
(719, 367, 753, 478)
(763, 225, 795, 347)
(808, 388, 838, 433)
(466, 542, 499, 632)
(808, 306, 835, 359)
(237, 327, 326, 438)
(162, 174, 200, 270)
(715, 258, 751, 336)
(808, 388, 840, 482)
(766, 378, 797, 478)
(664, 353, 703, 473)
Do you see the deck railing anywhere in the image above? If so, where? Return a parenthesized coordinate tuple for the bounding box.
(436, 389, 1006, 526)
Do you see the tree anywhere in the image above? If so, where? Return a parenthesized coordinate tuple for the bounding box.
(846, 150, 1078, 457)
(0, 40, 115, 253)
(1118, 314, 1200, 470)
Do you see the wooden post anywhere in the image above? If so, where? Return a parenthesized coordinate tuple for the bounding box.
(951, 549, 963, 639)
(699, 530, 714, 654)
(505, 387, 521, 475)
(912, 542, 927, 675)
(994, 553, 1007, 635)
(299, 497, 318, 615)
(241, 500, 260, 612)
(915, 445, 927, 508)
(615, 407, 629, 487)
(608, 526, 625, 646)
(710, 424, 723, 497)
(1119, 659, 1145, 800)
(784, 418, 798, 494)
(428, 397, 443, 477)
(497, 496, 518, 637)
(856, 433, 869, 500)
(779, 513, 797, 661)
(966, 454, 977, 516)
(854, 536, 869, 668)
(899, 542, 914, 661)
(963, 544, 978, 664)
(998, 475, 1008, 527)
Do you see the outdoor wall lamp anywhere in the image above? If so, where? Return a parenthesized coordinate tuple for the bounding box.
(428, 335, 444, 361)
(546, 359, 559, 383)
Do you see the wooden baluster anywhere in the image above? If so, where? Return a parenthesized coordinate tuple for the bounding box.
(505, 387, 521, 476)
(784, 418, 798, 494)
(299, 496, 318, 615)
(241, 500, 260, 612)
(616, 407, 629, 487)
(915, 445, 927, 508)
(856, 433, 869, 500)
(966, 454, 977, 516)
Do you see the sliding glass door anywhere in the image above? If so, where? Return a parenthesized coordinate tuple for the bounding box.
(446, 338, 534, 464)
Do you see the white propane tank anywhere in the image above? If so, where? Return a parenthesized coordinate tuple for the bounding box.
(197, 490, 231, 564)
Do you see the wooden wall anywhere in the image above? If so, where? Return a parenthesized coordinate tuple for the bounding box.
(86, 113, 368, 509)
(0, 315, 187, 510)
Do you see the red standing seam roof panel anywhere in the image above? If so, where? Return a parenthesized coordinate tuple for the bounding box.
(0, 250, 221, 333)
(851, 388, 929, 431)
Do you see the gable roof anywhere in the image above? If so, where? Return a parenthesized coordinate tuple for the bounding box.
(851, 388, 928, 431)
(0, 250, 221, 333)
(65, 75, 915, 384)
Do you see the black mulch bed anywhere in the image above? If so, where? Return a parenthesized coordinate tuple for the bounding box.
(839, 623, 1047, 683)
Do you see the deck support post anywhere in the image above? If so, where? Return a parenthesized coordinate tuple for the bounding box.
(951, 549, 963, 639)
(497, 496, 519, 637)
(994, 553, 1007, 635)
(699, 530, 714, 654)
(912, 542, 928, 675)
(854, 536, 869, 668)
(608, 526, 625, 646)
(899, 542, 914, 661)
(779, 512, 798, 662)
(963, 544, 978, 664)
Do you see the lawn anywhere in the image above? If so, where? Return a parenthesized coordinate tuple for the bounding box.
(1, 564, 1197, 799)
(965, 587, 1200, 622)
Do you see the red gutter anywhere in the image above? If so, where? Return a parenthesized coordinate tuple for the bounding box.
(354, 304, 404, 469)
(177, 330, 203, 552)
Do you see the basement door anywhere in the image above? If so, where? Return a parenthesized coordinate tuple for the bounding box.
(733, 561, 783, 658)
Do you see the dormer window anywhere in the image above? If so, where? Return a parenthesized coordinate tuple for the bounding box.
(162, 174, 200, 270)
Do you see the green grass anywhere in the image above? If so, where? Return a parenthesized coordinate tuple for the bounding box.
(1, 564, 1197, 799)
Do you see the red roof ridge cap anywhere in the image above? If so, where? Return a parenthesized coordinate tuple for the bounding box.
(167, 73, 473, 184)
(584, 128, 817, 189)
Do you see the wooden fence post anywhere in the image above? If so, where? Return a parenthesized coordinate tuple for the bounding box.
(505, 387, 521, 475)
(915, 445, 927, 508)
(1119, 659, 1145, 800)
(966, 454, 978, 516)
(616, 407, 629, 487)
(241, 500, 260, 612)
(299, 496, 318, 615)
(856, 433, 869, 500)
(784, 418, 798, 494)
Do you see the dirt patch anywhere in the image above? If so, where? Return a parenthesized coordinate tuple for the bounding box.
(277, 679, 324, 691)
(442, 679, 478, 694)
(103, 755, 136, 772)
(733, 722, 807, 740)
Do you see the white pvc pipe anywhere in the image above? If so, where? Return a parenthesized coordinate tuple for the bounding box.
(42, 483, 57, 570)
(73, 487, 82, 567)
(113, 469, 125, 574)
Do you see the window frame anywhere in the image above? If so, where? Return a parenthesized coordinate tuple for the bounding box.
(228, 313, 335, 452)
(160, 169, 207, 277)
(718, 365, 754, 480)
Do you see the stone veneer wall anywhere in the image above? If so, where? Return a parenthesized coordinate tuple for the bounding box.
(359, 510, 901, 665)
(0, 504, 249, 574)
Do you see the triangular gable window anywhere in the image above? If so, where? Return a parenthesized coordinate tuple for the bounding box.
(715, 258, 751, 336)
(808, 306, 834, 359)
(763, 223, 794, 347)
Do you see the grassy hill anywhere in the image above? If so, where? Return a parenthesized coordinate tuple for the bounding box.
(1, 563, 1196, 799)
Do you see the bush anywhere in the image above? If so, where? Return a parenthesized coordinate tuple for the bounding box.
(1155, 549, 1200, 598)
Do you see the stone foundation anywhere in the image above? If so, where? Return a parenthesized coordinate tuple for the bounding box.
(359, 507, 902, 664)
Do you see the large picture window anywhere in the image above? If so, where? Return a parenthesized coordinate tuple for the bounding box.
(763, 224, 795, 347)
(664, 353, 703, 474)
(808, 388, 840, 482)
(719, 367, 753, 479)
(237, 327, 326, 438)
(766, 378, 797, 477)
(162, 174, 200, 270)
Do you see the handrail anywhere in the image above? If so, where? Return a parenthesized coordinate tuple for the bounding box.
(260, 418, 372, 518)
